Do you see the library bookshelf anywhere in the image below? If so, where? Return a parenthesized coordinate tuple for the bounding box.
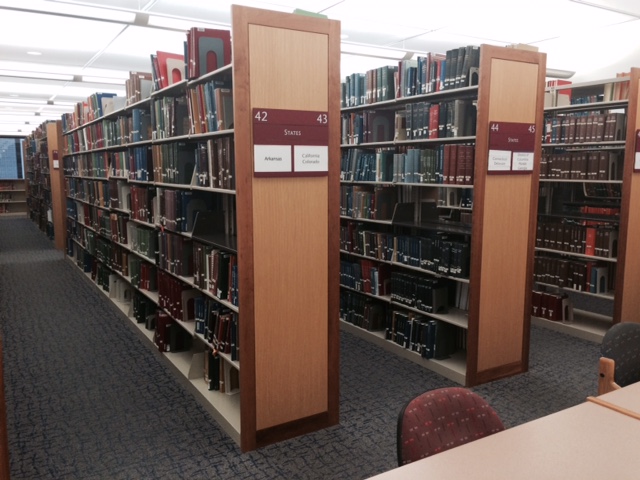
(339, 45, 546, 387)
(25, 120, 65, 247)
(0, 179, 27, 216)
(60, 5, 339, 452)
(534, 69, 640, 341)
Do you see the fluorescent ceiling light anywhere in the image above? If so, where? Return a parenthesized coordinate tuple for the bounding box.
(80, 68, 129, 80)
(341, 42, 415, 61)
(0, 129, 28, 135)
(27, 51, 42, 56)
(0, 61, 76, 75)
(0, 98, 48, 105)
(1, 0, 136, 23)
(546, 68, 575, 79)
(147, 14, 229, 31)
(0, 70, 74, 81)
(81, 76, 126, 85)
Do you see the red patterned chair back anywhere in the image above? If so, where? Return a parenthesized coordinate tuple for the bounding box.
(397, 387, 505, 466)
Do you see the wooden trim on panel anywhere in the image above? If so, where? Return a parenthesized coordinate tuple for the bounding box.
(232, 4, 340, 451)
(231, 4, 258, 453)
(614, 68, 640, 324)
(47, 121, 67, 251)
(467, 45, 545, 386)
(326, 18, 341, 426)
(255, 412, 331, 449)
(470, 361, 527, 387)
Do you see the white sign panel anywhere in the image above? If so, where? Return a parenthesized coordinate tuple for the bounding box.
(488, 149, 512, 172)
(253, 145, 292, 173)
(512, 152, 534, 172)
(294, 146, 329, 172)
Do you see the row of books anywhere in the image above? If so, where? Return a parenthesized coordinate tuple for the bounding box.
(340, 260, 456, 315)
(400, 99, 476, 141)
(536, 220, 618, 258)
(150, 27, 231, 92)
(341, 99, 476, 145)
(570, 73, 630, 104)
(544, 112, 625, 144)
(195, 137, 235, 190)
(128, 223, 157, 261)
(192, 297, 238, 361)
(70, 204, 239, 307)
(66, 177, 110, 208)
(386, 311, 459, 360)
(111, 182, 235, 240)
(61, 27, 231, 133)
(534, 255, 612, 295)
(340, 185, 396, 221)
(340, 259, 390, 297)
(340, 45, 480, 108)
(63, 152, 109, 179)
(531, 290, 572, 322)
(153, 311, 194, 353)
(64, 92, 118, 131)
(109, 212, 128, 245)
(390, 272, 450, 315)
(73, 246, 240, 393)
(158, 188, 207, 233)
(0, 182, 18, 191)
(66, 138, 236, 192)
(341, 226, 470, 277)
(158, 231, 193, 277)
(151, 142, 196, 185)
(340, 283, 470, 332)
(192, 243, 238, 307)
(540, 151, 621, 181)
(205, 349, 239, 394)
(151, 95, 190, 140)
(69, 218, 239, 372)
(187, 81, 234, 134)
(157, 270, 193, 320)
(341, 144, 474, 185)
(63, 108, 152, 154)
(67, 199, 108, 233)
(73, 215, 238, 312)
(341, 65, 397, 108)
(394, 233, 470, 279)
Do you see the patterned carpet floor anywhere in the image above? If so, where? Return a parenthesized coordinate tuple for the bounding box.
(0, 217, 601, 479)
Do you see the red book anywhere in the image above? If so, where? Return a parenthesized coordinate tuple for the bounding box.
(188, 28, 232, 79)
(156, 51, 185, 89)
(428, 103, 440, 138)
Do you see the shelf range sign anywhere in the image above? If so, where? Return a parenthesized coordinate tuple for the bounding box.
(252, 108, 329, 177)
(487, 121, 536, 174)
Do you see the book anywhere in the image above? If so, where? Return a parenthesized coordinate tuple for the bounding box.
(155, 51, 185, 90)
(187, 27, 232, 79)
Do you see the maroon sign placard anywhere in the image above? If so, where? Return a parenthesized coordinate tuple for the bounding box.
(487, 121, 536, 174)
(252, 123, 329, 146)
(252, 108, 329, 177)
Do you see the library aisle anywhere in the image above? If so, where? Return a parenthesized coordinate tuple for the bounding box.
(0, 216, 601, 479)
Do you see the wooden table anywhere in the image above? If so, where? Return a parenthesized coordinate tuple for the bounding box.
(589, 381, 640, 419)
(368, 401, 640, 479)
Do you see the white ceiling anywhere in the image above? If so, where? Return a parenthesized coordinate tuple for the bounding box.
(1, 0, 640, 136)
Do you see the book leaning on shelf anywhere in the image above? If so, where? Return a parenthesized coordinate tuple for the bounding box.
(186, 27, 232, 79)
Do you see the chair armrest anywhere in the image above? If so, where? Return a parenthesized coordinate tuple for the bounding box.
(598, 357, 621, 395)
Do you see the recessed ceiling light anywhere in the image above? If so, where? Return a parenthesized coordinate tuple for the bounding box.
(27, 51, 42, 56)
